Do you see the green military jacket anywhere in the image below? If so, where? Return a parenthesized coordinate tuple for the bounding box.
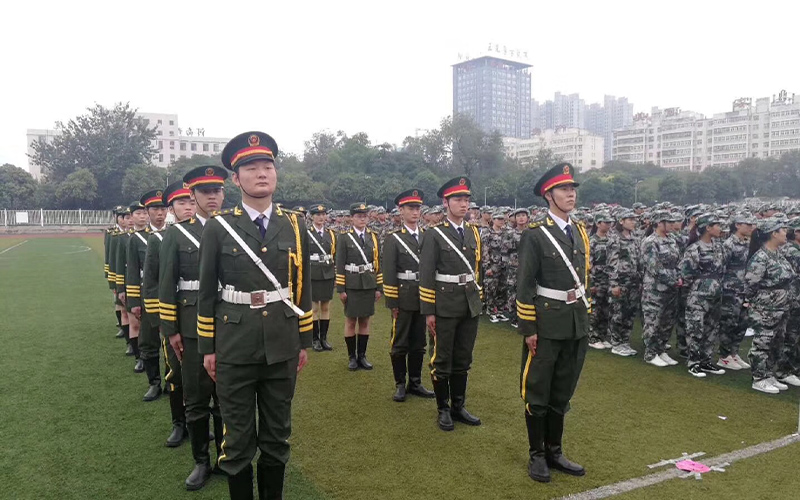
(419, 221, 483, 318)
(159, 217, 204, 339)
(125, 227, 153, 311)
(113, 230, 132, 294)
(106, 228, 121, 290)
(103, 226, 114, 281)
(197, 205, 313, 365)
(382, 226, 424, 311)
(516, 216, 590, 340)
(335, 228, 383, 292)
(307, 226, 336, 281)
(142, 229, 165, 330)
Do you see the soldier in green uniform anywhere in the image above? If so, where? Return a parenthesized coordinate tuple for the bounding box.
(419, 177, 483, 431)
(516, 163, 588, 483)
(110, 207, 133, 351)
(106, 206, 127, 338)
(124, 200, 150, 371)
(336, 203, 383, 370)
(382, 189, 435, 402)
(160, 166, 228, 490)
(307, 204, 336, 352)
(136, 189, 169, 400)
(197, 132, 312, 499)
(105, 207, 123, 337)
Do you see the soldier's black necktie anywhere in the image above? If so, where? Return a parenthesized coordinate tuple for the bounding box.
(565, 224, 573, 242)
(457, 227, 465, 240)
(360, 233, 365, 246)
(413, 233, 418, 243)
(256, 215, 267, 238)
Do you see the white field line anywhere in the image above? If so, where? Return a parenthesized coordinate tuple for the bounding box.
(556, 434, 800, 500)
(0, 240, 28, 255)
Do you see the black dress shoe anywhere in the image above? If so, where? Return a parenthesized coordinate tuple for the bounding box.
(451, 406, 482, 426)
(407, 380, 435, 398)
(393, 383, 407, 402)
(125, 344, 134, 356)
(186, 462, 212, 491)
(529, 455, 551, 483)
(166, 423, 187, 448)
(312, 339, 324, 352)
(143, 384, 162, 402)
(546, 453, 585, 476)
(320, 338, 333, 351)
(437, 409, 454, 431)
(357, 355, 373, 370)
(115, 328, 125, 338)
(133, 359, 145, 373)
(348, 356, 359, 371)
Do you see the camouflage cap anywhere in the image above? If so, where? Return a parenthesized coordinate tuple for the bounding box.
(511, 207, 530, 217)
(615, 209, 638, 221)
(788, 217, 800, 230)
(491, 210, 506, 220)
(668, 210, 684, 222)
(651, 210, 671, 223)
(696, 213, 722, 228)
(632, 202, 646, 210)
(732, 212, 756, 225)
(594, 211, 614, 223)
(758, 216, 789, 234)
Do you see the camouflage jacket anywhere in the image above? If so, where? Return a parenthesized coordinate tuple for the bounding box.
(641, 233, 681, 290)
(607, 231, 641, 289)
(481, 228, 506, 274)
(721, 234, 749, 295)
(589, 232, 612, 288)
(779, 241, 800, 308)
(743, 247, 794, 311)
(502, 227, 523, 270)
(680, 239, 725, 298)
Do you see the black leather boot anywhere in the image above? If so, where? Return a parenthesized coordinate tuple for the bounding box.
(345, 336, 358, 370)
(311, 320, 323, 352)
(391, 354, 407, 402)
(142, 358, 162, 401)
(185, 419, 213, 490)
(526, 411, 551, 483)
(545, 411, 585, 476)
(257, 461, 286, 500)
(166, 387, 187, 447)
(356, 334, 373, 370)
(449, 374, 481, 426)
(406, 352, 435, 398)
(432, 378, 454, 431)
(211, 408, 227, 476)
(123, 326, 133, 355)
(320, 319, 333, 350)
(228, 464, 254, 500)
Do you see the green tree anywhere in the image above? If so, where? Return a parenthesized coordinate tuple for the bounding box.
(658, 173, 686, 204)
(578, 177, 614, 206)
(121, 164, 167, 202)
(29, 102, 157, 208)
(56, 168, 98, 209)
(166, 154, 223, 183)
(275, 171, 325, 205)
(0, 164, 37, 208)
(34, 182, 58, 209)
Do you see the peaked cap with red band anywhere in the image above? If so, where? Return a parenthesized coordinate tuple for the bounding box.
(534, 162, 580, 197)
(163, 180, 192, 206)
(183, 165, 228, 190)
(222, 131, 279, 171)
(139, 189, 165, 208)
(394, 188, 424, 207)
(436, 176, 472, 199)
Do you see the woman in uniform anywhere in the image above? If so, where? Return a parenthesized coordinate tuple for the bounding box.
(607, 210, 641, 356)
(308, 204, 336, 352)
(588, 211, 614, 350)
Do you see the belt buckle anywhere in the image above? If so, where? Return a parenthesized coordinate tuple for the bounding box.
(414, 272, 420, 281)
(566, 289, 577, 304)
(250, 291, 266, 308)
(459, 274, 467, 284)
(358, 265, 365, 273)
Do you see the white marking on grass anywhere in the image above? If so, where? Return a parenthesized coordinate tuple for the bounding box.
(556, 434, 800, 500)
(62, 245, 92, 255)
(0, 240, 28, 255)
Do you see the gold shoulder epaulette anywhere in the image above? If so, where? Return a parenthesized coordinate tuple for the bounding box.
(212, 208, 235, 217)
(529, 221, 544, 229)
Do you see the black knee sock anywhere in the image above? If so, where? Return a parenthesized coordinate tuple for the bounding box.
(357, 334, 369, 357)
(131, 337, 140, 359)
(320, 319, 330, 337)
(345, 336, 356, 357)
(115, 311, 122, 327)
(312, 321, 320, 341)
(123, 325, 130, 343)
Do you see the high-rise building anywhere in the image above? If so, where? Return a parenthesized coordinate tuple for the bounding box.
(504, 128, 604, 172)
(453, 55, 532, 138)
(26, 112, 230, 179)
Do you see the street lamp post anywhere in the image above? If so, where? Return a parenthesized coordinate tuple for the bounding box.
(484, 187, 488, 206)
(634, 180, 643, 204)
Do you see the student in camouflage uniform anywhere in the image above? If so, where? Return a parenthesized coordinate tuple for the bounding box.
(777, 217, 800, 387)
(588, 211, 614, 349)
(503, 208, 530, 327)
(482, 211, 509, 322)
(674, 209, 699, 356)
(718, 213, 755, 370)
(640, 211, 682, 364)
(607, 210, 641, 356)
(680, 214, 726, 376)
(745, 217, 795, 394)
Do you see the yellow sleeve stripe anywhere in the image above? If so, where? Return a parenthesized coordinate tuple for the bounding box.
(335, 274, 345, 278)
(197, 315, 214, 324)
(419, 286, 435, 293)
(299, 318, 314, 327)
(382, 284, 398, 290)
(144, 307, 159, 314)
(160, 307, 176, 315)
(299, 324, 313, 333)
(384, 294, 399, 299)
(198, 329, 214, 338)
(421, 296, 436, 304)
(516, 301, 536, 313)
(160, 314, 177, 322)
(518, 312, 537, 321)
(159, 301, 177, 310)
(420, 288, 436, 297)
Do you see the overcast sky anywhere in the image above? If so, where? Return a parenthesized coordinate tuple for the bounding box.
(2, 0, 798, 173)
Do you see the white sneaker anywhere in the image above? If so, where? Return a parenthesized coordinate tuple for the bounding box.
(647, 356, 669, 367)
(489, 314, 500, 323)
(659, 353, 679, 366)
(717, 356, 742, 371)
(612, 345, 635, 357)
(602, 341, 613, 349)
(589, 342, 606, 350)
(745, 328, 755, 337)
(753, 379, 780, 394)
(779, 375, 800, 387)
(768, 377, 788, 391)
(733, 355, 751, 369)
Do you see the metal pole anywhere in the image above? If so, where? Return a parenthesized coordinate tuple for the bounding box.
(40, 208, 44, 227)
(79, 208, 82, 225)
(484, 187, 488, 206)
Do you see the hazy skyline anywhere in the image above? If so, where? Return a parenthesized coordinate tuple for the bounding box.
(2, 0, 798, 173)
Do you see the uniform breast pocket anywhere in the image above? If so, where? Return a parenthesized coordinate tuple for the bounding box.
(178, 246, 198, 275)
(442, 245, 458, 263)
(222, 245, 250, 272)
(276, 241, 295, 269)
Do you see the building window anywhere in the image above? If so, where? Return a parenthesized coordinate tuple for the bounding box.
(157, 119, 162, 125)
(191, 143, 197, 151)
(170, 154, 175, 161)
(158, 154, 163, 163)
(213, 143, 220, 152)
(203, 143, 209, 152)
(169, 120, 174, 126)
(180, 142, 186, 151)
(170, 141, 175, 149)
(158, 140, 163, 149)
(169, 131, 174, 137)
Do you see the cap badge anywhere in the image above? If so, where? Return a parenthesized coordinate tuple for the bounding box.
(318, 205, 324, 211)
(359, 203, 365, 209)
(248, 134, 260, 146)
(206, 167, 215, 176)
(459, 178, 466, 185)
(412, 190, 419, 197)
(182, 182, 189, 189)
(156, 191, 163, 197)
(563, 165, 570, 175)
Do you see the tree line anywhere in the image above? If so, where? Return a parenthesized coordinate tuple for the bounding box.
(2, 103, 800, 210)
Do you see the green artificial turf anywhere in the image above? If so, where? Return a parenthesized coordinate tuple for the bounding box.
(1, 235, 798, 500)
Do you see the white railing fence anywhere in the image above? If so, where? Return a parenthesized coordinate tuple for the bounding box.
(1, 209, 114, 226)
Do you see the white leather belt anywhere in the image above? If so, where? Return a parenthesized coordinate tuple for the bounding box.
(345, 263, 374, 273)
(435, 272, 474, 285)
(310, 254, 332, 263)
(536, 285, 584, 304)
(221, 286, 291, 309)
(397, 271, 419, 281)
(178, 279, 199, 291)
